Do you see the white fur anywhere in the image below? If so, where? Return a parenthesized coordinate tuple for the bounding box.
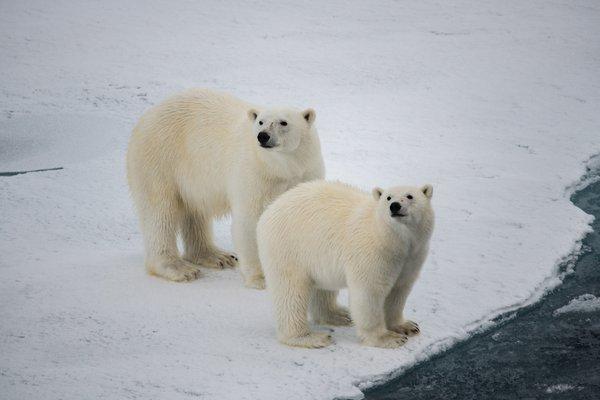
(127, 89, 324, 287)
(257, 180, 434, 348)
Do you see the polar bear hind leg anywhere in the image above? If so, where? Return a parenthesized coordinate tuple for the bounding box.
(142, 196, 202, 282)
(310, 289, 352, 326)
(181, 207, 237, 269)
(271, 275, 333, 348)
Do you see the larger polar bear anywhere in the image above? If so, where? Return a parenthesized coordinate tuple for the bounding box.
(127, 89, 324, 288)
(257, 180, 434, 348)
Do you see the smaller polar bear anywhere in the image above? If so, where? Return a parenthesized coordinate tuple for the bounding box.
(127, 89, 324, 288)
(257, 180, 434, 348)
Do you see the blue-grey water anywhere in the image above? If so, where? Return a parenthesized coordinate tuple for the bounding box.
(360, 178, 600, 400)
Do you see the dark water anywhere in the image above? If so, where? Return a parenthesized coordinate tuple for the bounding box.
(361, 179, 600, 400)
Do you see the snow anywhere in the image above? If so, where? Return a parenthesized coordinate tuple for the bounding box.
(554, 294, 600, 316)
(1, 1, 600, 399)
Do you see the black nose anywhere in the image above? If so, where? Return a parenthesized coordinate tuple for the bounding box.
(257, 131, 270, 144)
(390, 202, 401, 213)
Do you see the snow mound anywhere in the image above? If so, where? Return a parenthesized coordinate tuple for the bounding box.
(554, 294, 600, 316)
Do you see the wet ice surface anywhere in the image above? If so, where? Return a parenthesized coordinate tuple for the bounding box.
(362, 179, 600, 400)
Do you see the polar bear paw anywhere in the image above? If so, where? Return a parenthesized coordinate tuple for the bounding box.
(362, 331, 408, 348)
(149, 259, 202, 282)
(390, 320, 420, 336)
(244, 274, 266, 290)
(315, 308, 353, 326)
(185, 249, 238, 270)
(280, 332, 333, 349)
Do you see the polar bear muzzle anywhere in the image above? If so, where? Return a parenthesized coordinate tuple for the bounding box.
(257, 131, 275, 148)
(390, 202, 406, 217)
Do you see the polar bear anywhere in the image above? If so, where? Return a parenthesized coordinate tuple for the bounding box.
(127, 89, 324, 288)
(257, 180, 434, 348)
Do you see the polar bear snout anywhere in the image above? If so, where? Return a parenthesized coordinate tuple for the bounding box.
(390, 202, 407, 217)
(257, 131, 273, 148)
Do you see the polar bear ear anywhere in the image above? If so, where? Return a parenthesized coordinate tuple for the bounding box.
(421, 184, 433, 199)
(302, 108, 316, 126)
(248, 109, 259, 121)
(372, 187, 383, 201)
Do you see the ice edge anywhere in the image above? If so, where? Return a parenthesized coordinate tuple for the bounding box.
(346, 151, 600, 399)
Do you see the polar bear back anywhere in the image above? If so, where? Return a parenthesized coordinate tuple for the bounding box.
(258, 180, 377, 290)
(127, 88, 256, 216)
(129, 88, 252, 169)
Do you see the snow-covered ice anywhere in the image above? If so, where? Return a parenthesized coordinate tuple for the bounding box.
(1, 1, 600, 399)
(554, 294, 600, 316)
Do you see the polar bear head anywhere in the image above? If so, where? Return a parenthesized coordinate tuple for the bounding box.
(372, 185, 434, 232)
(247, 108, 316, 153)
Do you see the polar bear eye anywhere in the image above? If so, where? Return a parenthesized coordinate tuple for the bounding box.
(259, 121, 263, 125)
(280, 121, 288, 126)
(407, 194, 413, 199)
(386, 196, 391, 201)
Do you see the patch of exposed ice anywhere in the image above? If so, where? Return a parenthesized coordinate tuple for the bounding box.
(554, 294, 600, 316)
(545, 384, 579, 393)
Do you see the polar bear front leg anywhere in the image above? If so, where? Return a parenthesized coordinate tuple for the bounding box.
(142, 202, 202, 282)
(385, 281, 420, 336)
(231, 210, 265, 289)
(386, 258, 425, 336)
(349, 285, 408, 348)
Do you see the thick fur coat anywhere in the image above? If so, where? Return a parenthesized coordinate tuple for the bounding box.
(257, 180, 434, 348)
(127, 89, 324, 287)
